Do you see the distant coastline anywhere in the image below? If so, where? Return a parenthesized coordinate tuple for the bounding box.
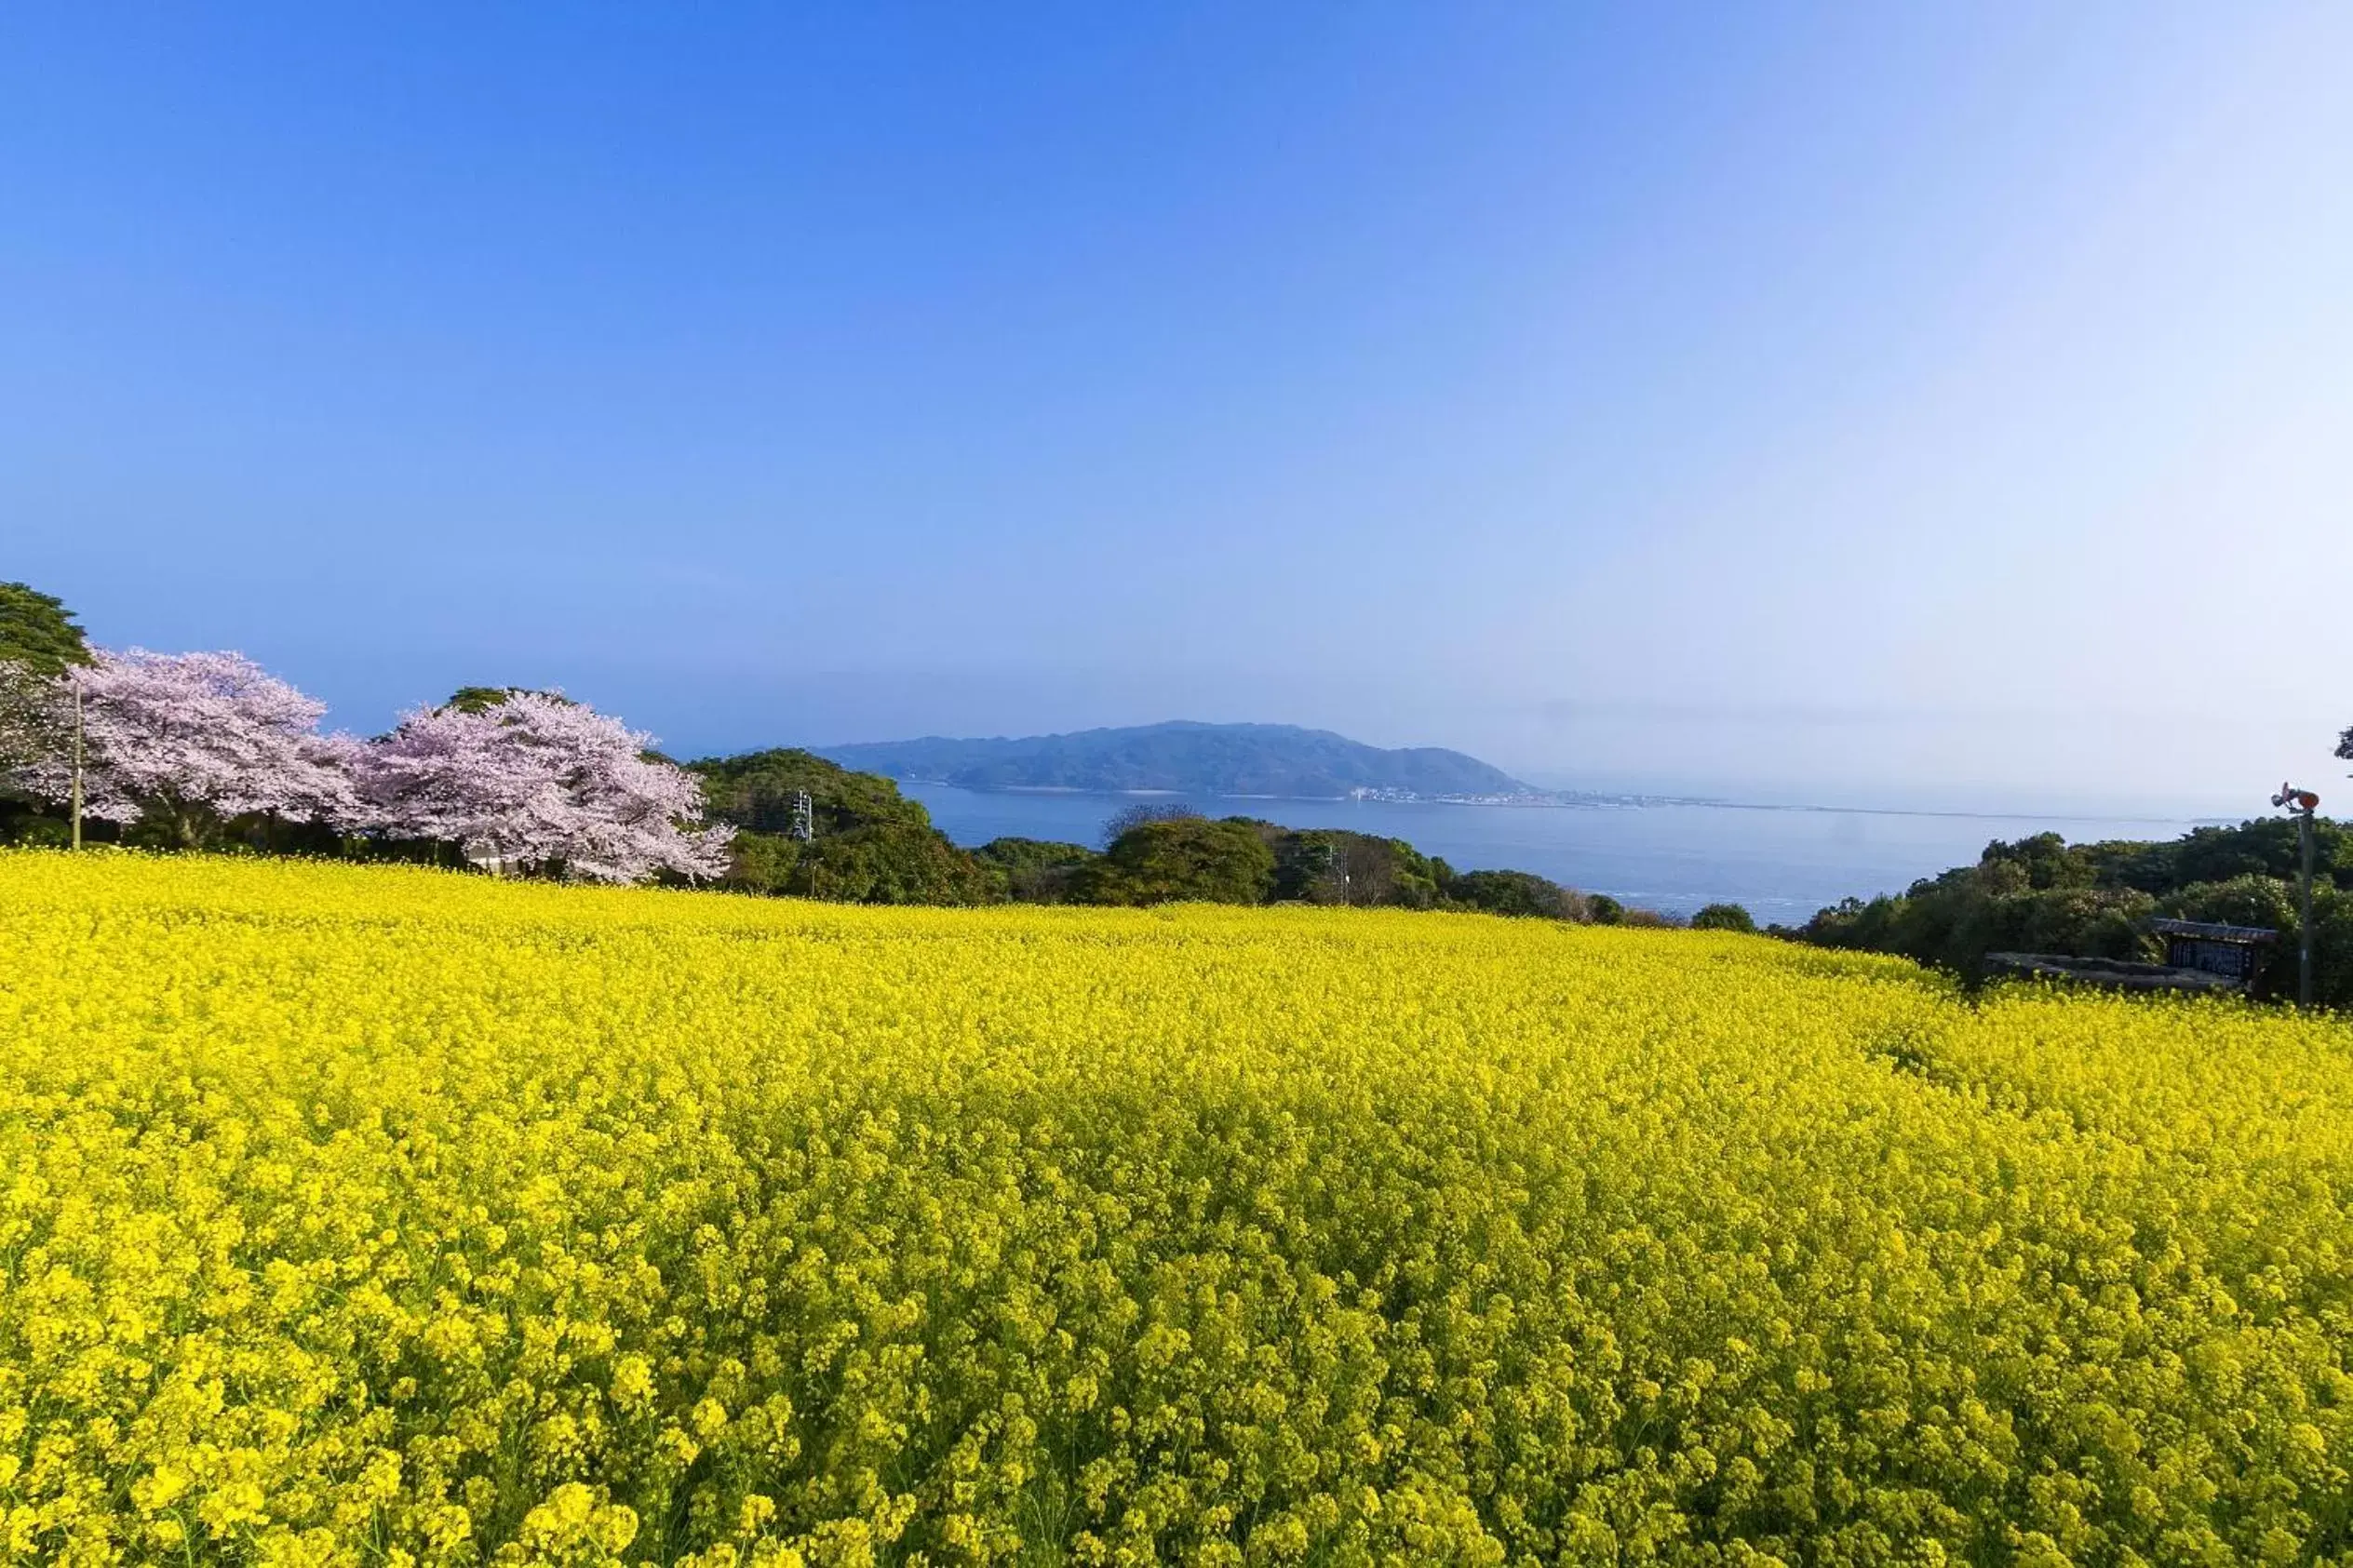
(908, 776, 2234, 826)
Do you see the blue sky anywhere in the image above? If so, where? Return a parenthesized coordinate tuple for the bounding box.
(5, 4, 2347, 812)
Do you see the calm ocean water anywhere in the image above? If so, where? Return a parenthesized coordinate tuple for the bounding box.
(898, 783, 2214, 924)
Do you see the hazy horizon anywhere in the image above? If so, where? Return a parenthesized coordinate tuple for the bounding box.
(7, 5, 2347, 822)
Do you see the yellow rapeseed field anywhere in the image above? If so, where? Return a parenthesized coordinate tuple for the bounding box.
(3, 852, 2350, 1567)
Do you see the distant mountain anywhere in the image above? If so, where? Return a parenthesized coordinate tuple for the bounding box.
(817, 721, 1532, 799)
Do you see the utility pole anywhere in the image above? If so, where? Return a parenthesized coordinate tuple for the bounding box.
(790, 790, 817, 898)
(2273, 783, 2320, 1008)
(1322, 838, 1347, 905)
(70, 686, 84, 851)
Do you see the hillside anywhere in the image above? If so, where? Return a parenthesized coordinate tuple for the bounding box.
(819, 719, 1531, 797)
(7, 852, 2350, 1562)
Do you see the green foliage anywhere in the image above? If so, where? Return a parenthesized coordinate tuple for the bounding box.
(1795, 818, 2353, 1005)
(690, 747, 934, 837)
(691, 749, 1000, 905)
(1979, 830, 2095, 891)
(1083, 815, 1277, 905)
(800, 823, 1002, 905)
(1799, 882, 2158, 982)
(0, 584, 89, 842)
(1098, 801, 1200, 847)
(1269, 828, 1445, 908)
(973, 836, 1096, 874)
(0, 582, 92, 676)
(1689, 902, 1757, 933)
(718, 828, 802, 895)
(1585, 892, 1625, 925)
(973, 837, 1098, 904)
(0, 811, 71, 848)
(2081, 816, 2353, 893)
(2314, 891, 2353, 1006)
(1443, 867, 1583, 920)
(443, 684, 543, 714)
(2159, 873, 2298, 932)
(723, 822, 1002, 905)
(989, 818, 1584, 919)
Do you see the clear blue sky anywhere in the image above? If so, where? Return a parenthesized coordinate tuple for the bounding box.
(5, 5, 2346, 812)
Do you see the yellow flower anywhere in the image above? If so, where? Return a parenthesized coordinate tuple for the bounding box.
(3, 851, 2349, 1565)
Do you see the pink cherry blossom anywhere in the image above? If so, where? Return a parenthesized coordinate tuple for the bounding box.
(357, 689, 731, 882)
(9, 649, 366, 835)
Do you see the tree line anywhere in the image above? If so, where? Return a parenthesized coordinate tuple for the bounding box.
(1786, 818, 2353, 1007)
(2, 582, 1715, 926)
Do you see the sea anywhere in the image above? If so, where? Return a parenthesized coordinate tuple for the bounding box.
(898, 783, 2222, 926)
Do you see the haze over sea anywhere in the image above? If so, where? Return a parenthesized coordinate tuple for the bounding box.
(900, 782, 2214, 924)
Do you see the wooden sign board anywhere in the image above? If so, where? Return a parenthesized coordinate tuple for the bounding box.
(2165, 936, 2262, 983)
(2150, 918, 2279, 989)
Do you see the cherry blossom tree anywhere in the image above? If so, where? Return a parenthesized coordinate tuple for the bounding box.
(357, 690, 732, 882)
(5, 649, 365, 846)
